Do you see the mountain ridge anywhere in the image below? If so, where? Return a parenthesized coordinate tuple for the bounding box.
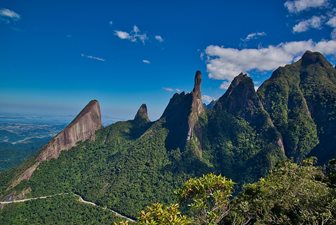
(258, 50, 336, 162)
(1, 51, 336, 222)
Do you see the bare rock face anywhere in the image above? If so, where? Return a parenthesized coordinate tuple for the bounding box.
(11, 100, 102, 188)
(193, 71, 202, 99)
(187, 71, 205, 140)
(37, 100, 102, 161)
(134, 104, 150, 123)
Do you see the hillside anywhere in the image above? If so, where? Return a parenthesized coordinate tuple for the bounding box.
(1, 51, 336, 224)
(258, 51, 336, 162)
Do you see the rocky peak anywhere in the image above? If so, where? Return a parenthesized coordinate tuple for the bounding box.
(301, 50, 332, 68)
(38, 99, 101, 162)
(134, 104, 150, 122)
(193, 70, 202, 98)
(216, 73, 285, 152)
(159, 71, 205, 150)
(11, 100, 102, 188)
(216, 73, 261, 115)
(188, 71, 205, 140)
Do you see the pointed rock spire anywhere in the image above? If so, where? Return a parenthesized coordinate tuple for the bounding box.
(193, 70, 202, 98)
(134, 104, 150, 122)
(188, 70, 205, 140)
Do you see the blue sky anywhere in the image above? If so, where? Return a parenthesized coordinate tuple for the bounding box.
(1, 0, 336, 124)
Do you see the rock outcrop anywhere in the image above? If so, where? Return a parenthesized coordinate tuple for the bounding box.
(161, 71, 205, 150)
(215, 73, 260, 115)
(134, 104, 150, 123)
(215, 73, 285, 152)
(187, 71, 205, 140)
(11, 100, 102, 188)
(301, 50, 332, 68)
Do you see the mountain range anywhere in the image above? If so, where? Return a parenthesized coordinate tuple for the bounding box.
(1, 51, 336, 223)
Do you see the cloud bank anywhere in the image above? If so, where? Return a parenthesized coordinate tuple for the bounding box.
(284, 0, 328, 13)
(205, 39, 336, 88)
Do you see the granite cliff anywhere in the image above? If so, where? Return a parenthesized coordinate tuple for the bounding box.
(10, 100, 102, 188)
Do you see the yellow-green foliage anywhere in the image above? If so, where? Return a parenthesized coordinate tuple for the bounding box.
(228, 159, 335, 225)
(115, 203, 191, 225)
(177, 173, 234, 225)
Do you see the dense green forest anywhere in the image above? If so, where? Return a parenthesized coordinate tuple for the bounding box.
(115, 158, 336, 225)
(0, 138, 50, 171)
(0, 194, 123, 224)
(2, 159, 335, 224)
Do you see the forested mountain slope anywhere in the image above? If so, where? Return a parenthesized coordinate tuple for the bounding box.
(1, 51, 336, 224)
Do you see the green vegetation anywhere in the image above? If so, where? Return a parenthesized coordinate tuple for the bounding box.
(0, 194, 122, 224)
(1, 121, 201, 218)
(227, 158, 335, 225)
(1, 51, 336, 225)
(258, 52, 336, 162)
(138, 203, 191, 225)
(177, 174, 234, 224)
(116, 159, 336, 225)
(198, 74, 285, 184)
(0, 138, 49, 171)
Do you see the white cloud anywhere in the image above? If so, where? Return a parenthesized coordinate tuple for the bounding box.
(114, 31, 130, 39)
(242, 32, 266, 42)
(155, 35, 164, 42)
(114, 25, 148, 44)
(284, 0, 328, 13)
(220, 81, 231, 90)
(163, 87, 174, 92)
(163, 87, 182, 93)
(81, 53, 106, 62)
(293, 16, 323, 33)
(202, 95, 216, 104)
(0, 8, 20, 21)
(327, 16, 336, 27)
(142, 59, 151, 64)
(205, 39, 336, 84)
